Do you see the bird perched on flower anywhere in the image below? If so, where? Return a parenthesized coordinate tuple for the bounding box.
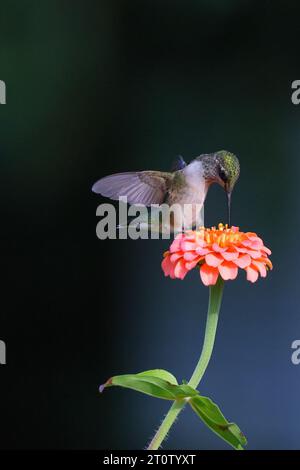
(92, 150, 240, 232)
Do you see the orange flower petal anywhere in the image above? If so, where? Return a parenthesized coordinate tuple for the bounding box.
(252, 260, 267, 277)
(237, 247, 261, 258)
(267, 259, 273, 269)
(218, 261, 238, 280)
(170, 253, 182, 263)
(174, 259, 189, 279)
(183, 251, 199, 261)
(246, 265, 259, 283)
(245, 249, 262, 259)
(261, 246, 272, 255)
(200, 264, 219, 286)
(242, 238, 263, 250)
(196, 246, 211, 255)
(181, 241, 198, 251)
(233, 253, 251, 268)
(162, 256, 175, 278)
(205, 252, 223, 267)
(221, 250, 239, 261)
(212, 243, 227, 252)
(169, 235, 184, 253)
(185, 259, 200, 270)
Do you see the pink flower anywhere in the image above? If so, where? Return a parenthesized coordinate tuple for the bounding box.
(162, 224, 272, 286)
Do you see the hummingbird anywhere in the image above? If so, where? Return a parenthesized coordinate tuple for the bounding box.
(92, 150, 240, 232)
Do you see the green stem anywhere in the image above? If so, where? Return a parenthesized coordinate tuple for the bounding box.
(147, 276, 224, 450)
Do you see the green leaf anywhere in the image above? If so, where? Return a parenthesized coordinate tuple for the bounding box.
(99, 369, 199, 401)
(136, 369, 178, 385)
(189, 395, 247, 450)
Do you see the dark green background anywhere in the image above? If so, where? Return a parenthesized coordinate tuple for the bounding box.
(0, 0, 299, 449)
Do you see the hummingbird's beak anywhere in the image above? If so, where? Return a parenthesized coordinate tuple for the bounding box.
(226, 190, 232, 227)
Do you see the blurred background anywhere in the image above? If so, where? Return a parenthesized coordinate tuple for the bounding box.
(0, 0, 299, 449)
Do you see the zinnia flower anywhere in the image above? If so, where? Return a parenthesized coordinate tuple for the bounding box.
(162, 224, 272, 286)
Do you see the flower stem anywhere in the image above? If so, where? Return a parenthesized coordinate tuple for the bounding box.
(147, 276, 224, 450)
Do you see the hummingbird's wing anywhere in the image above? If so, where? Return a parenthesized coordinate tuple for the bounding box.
(92, 171, 173, 206)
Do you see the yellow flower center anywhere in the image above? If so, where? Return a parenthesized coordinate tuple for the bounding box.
(196, 224, 245, 248)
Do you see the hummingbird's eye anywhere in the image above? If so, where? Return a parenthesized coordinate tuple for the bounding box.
(218, 166, 227, 182)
